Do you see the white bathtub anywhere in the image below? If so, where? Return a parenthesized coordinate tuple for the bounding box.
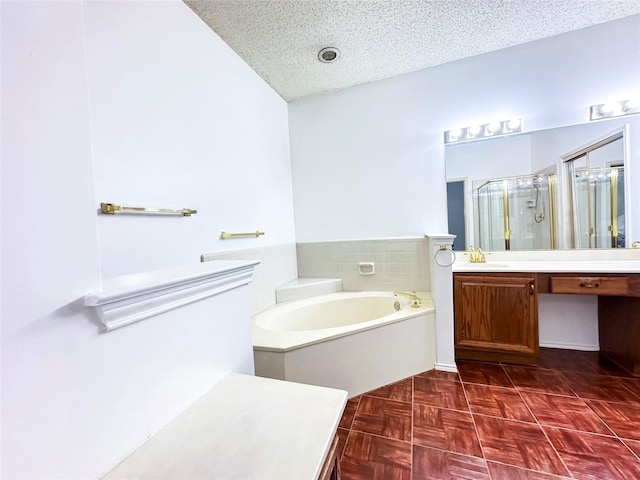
(252, 291, 436, 397)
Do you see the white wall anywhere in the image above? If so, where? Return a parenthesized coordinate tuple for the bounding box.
(84, 1, 295, 278)
(289, 80, 447, 242)
(1, 1, 294, 478)
(288, 14, 640, 242)
(2, 2, 106, 477)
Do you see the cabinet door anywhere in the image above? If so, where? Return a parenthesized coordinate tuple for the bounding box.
(454, 274, 538, 363)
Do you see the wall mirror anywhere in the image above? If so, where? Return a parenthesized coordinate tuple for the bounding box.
(445, 116, 639, 251)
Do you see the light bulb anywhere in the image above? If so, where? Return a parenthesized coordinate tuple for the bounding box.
(487, 122, 502, 134)
(449, 128, 462, 139)
(625, 98, 640, 110)
(468, 125, 482, 136)
(507, 118, 521, 131)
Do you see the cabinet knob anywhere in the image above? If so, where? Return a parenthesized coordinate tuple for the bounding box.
(529, 281, 535, 295)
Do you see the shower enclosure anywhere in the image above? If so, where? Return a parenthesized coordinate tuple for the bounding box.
(474, 174, 557, 251)
(563, 130, 626, 249)
(572, 166, 625, 248)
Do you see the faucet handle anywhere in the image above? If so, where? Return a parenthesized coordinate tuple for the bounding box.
(463, 246, 488, 263)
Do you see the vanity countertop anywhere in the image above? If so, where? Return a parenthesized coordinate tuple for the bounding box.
(453, 259, 640, 273)
(102, 373, 347, 480)
(451, 249, 640, 273)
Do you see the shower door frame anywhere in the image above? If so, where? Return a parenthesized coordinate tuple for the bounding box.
(562, 128, 627, 249)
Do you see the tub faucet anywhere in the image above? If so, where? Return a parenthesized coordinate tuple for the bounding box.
(393, 291, 422, 308)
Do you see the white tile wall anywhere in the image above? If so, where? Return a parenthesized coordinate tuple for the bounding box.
(296, 238, 430, 292)
(201, 243, 298, 315)
(275, 278, 343, 303)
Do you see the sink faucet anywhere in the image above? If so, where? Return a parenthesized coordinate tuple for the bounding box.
(465, 246, 486, 263)
(393, 291, 422, 308)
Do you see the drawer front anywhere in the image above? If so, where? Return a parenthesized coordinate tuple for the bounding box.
(550, 276, 629, 295)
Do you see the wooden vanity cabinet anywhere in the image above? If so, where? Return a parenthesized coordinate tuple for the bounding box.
(318, 433, 341, 480)
(454, 273, 539, 364)
(598, 296, 640, 375)
(537, 272, 640, 375)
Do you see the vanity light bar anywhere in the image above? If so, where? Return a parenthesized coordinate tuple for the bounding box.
(444, 118, 522, 144)
(590, 98, 640, 121)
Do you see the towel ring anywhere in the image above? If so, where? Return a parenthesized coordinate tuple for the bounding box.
(434, 245, 456, 267)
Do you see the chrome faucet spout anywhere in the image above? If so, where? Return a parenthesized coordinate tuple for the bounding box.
(393, 291, 422, 308)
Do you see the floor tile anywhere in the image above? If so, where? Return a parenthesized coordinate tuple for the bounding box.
(414, 369, 460, 383)
(351, 395, 412, 442)
(457, 360, 513, 387)
(413, 376, 469, 411)
(340, 431, 411, 480)
(338, 396, 360, 429)
(622, 438, 640, 458)
(474, 414, 569, 476)
(562, 372, 640, 404)
(520, 391, 613, 435)
(536, 348, 625, 377)
(598, 356, 637, 378)
(545, 426, 640, 480)
(503, 365, 576, 395)
(586, 400, 640, 441)
(464, 383, 535, 422)
(615, 377, 640, 399)
(364, 378, 412, 403)
(337, 351, 640, 478)
(412, 404, 483, 457)
(487, 461, 572, 479)
(412, 445, 489, 480)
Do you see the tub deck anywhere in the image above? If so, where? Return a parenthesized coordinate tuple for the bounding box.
(252, 291, 436, 397)
(252, 291, 434, 352)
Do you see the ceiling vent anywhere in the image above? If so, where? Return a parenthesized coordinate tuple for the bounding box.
(318, 47, 341, 63)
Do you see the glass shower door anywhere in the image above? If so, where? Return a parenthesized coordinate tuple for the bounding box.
(474, 174, 556, 251)
(573, 167, 623, 248)
(508, 175, 554, 250)
(476, 181, 507, 251)
(564, 130, 625, 249)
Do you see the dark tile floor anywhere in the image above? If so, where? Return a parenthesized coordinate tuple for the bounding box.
(336, 348, 640, 479)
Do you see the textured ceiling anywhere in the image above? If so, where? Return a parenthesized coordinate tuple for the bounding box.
(185, 1, 640, 102)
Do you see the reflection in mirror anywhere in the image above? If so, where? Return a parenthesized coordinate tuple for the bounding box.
(445, 116, 639, 250)
(474, 173, 556, 251)
(564, 132, 624, 248)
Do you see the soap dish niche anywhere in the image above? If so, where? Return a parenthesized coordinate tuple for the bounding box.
(358, 262, 375, 276)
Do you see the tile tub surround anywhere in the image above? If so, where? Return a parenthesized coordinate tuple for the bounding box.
(336, 348, 640, 479)
(275, 277, 343, 303)
(201, 243, 297, 315)
(297, 237, 430, 292)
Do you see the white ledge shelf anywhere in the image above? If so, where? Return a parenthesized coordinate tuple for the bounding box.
(84, 260, 260, 331)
